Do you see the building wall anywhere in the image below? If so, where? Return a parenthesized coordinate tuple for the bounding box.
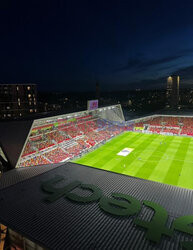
(8, 228, 45, 250)
(166, 75, 180, 108)
(0, 84, 37, 119)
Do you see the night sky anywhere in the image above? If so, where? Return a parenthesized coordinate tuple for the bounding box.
(1, 0, 193, 91)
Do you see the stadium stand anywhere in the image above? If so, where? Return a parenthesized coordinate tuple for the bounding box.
(19, 155, 51, 167)
(17, 105, 193, 168)
(148, 126, 163, 134)
(18, 105, 127, 167)
(43, 148, 69, 163)
(134, 115, 193, 136)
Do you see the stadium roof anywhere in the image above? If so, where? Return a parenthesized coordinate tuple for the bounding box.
(0, 120, 33, 168)
(0, 162, 193, 249)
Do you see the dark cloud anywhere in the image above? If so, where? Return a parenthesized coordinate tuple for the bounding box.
(173, 65, 193, 80)
(114, 48, 193, 73)
(128, 77, 165, 89)
(114, 59, 141, 72)
(114, 55, 181, 73)
(127, 65, 193, 89)
(144, 55, 182, 68)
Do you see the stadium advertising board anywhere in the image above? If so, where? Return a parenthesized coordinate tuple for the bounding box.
(87, 99, 98, 110)
(42, 176, 193, 248)
(134, 126, 144, 131)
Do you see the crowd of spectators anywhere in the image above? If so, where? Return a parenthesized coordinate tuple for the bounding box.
(20, 115, 193, 167)
(180, 117, 193, 136)
(46, 131, 69, 143)
(148, 127, 163, 133)
(20, 116, 126, 167)
(59, 125, 82, 138)
(29, 135, 42, 142)
(20, 155, 50, 167)
(162, 117, 179, 126)
(146, 117, 163, 126)
(135, 116, 193, 136)
(36, 140, 55, 151)
(43, 148, 69, 163)
(162, 127, 179, 134)
(66, 144, 85, 157)
(22, 142, 36, 156)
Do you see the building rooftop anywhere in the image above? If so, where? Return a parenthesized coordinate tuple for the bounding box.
(0, 162, 193, 249)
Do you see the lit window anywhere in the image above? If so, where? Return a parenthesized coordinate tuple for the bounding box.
(7, 106, 10, 109)
(17, 86, 19, 91)
(27, 86, 31, 90)
(29, 102, 32, 105)
(28, 94, 31, 98)
(34, 102, 36, 105)
(20, 113, 22, 116)
(35, 109, 37, 112)
(30, 109, 33, 113)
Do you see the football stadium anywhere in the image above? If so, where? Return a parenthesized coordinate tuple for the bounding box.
(1, 104, 193, 249)
(15, 104, 193, 190)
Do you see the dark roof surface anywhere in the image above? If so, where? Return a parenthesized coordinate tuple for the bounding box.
(0, 163, 62, 189)
(0, 162, 193, 249)
(0, 120, 32, 168)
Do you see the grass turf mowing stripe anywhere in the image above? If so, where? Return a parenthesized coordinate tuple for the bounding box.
(76, 132, 141, 167)
(74, 132, 193, 189)
(178, 156, 193, 189)
(113, 139, 160, 176)
(101, 133, 146, 166)
(120, 135, 169, 176)
(163, 137, 191, 187)
(74, 132, 126, 165)
(101, 133, 150, 171)
(110, 133, 158, 174)
(147, 140, 181, 184)
(122, 135, 167, 176)
(134, 136, 174, 180)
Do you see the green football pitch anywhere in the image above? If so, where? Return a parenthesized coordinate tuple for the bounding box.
(74, 132, 193, 189)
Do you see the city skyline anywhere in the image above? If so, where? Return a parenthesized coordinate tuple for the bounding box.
(1, 1, 193, 91)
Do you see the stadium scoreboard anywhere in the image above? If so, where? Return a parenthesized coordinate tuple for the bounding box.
(87, 99, 98, 110)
